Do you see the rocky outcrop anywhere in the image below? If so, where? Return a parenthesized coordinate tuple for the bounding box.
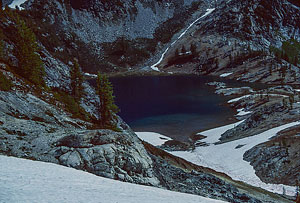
(215, 87, 254, 96)
(0, 90, 267, 202)
(21, 0, 210, 73)
(218, 96, 300, 143)
(158, 0, 300, 84)
(244, 125, 300, 186)
(1, 0, 13, 6)
(151, 155, 262, 203)
(0, 90, 159, 185)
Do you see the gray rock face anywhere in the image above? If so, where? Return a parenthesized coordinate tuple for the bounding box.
(0, 90, 269, 202)
(215, 87, 254, 96)
(2, 0, 13, 6)
(161, 0, 300, 84)
(0, 91, 159, 186)
(244, 124, 300, 186)
(218, 101, 299, 143)
(150, 155, 262, 203)
(21, 0, 208, 72)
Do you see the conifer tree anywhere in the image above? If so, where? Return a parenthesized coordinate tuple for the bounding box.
(70, 59, 84, 101)
(190, 43, 197, 56)
(175, 48, 179, 57)
(215, 58, 219, 69)
(0, 29, 4, 60)
(13, 15, 45, 86)
(181, 45, 186, 54)
(294, 56, 298, 66)
(96, 72, 119, 128)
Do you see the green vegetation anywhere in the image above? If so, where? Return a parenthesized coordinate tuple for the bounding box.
(0, 71, 12, 91)
(101, 37, 156, 71)
(167, 43, 199, 67)
(0, 31, 4, 60)
(70, 59, 84, 101)
(13, 16, 45, 86)
(0, 7, 45, 86)
(270, 38, 300, 66)
(53, 90, 90, 119)
(96, 72, 119, 128)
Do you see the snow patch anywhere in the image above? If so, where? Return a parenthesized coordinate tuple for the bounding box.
(136, 132, 172, 146)
(236, 109, 252, 116)
(84, 72, 97, 78)
(0, 155, 226, 203)
(228, 94, 289, 103)
(197, 120, 244, 144)
(172, 121, 300, 196)
(8, 0, 27, 9)
(220, 73, 233, 77)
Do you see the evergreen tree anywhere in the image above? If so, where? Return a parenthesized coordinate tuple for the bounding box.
(175, 48, 179, 57)
(229, 54, 232, 63)
(190, 43, 197, 56)
(13, 15, 45, 86)
(70, 59, 84, 101)
(96, 72, 119, 128)
(181, 45, 186, 54)
(269, 64, 273, 75)
(0, 71, 12, 91)
(294, 56, 298, 66)
(215, 58, 219, 69)
(0, 29, 4, 60)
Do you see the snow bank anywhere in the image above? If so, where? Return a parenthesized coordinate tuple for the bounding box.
(197, 120, 244, 144)
(8, 0, 27, 9)
(228, 93, 289, 103)
(0, 155, 226, 203)
(84, 72, 97, 78)
(236, 108, 252, 116)
(220, 73, 233, 77)
(136, 132, 172, 146)
(172, 121, 300, 196)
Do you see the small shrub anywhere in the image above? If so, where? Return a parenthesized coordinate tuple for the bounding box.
(0, 71, 12, 91)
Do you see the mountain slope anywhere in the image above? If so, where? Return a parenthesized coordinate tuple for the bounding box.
(0, 155, 226, 203)
(156, 0, 300, 84)
(20, 0, 211, 73)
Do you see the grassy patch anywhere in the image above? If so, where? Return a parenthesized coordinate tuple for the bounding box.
(53, 90, 90, 120)
(0, 71, 12, 91)
(270, 38, 300, 65)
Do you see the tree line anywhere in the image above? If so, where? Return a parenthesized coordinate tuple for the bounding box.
(0, 6, 119, 130)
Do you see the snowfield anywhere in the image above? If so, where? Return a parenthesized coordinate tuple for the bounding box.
(0, 155, 227, 203)
(135, 132, 172, 146)
(173, 121, 299, 196)
(137, 121, 299, 196)
(8, 0, 27, 9)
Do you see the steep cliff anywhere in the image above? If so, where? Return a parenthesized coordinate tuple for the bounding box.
(19, 0, 211, 73)
(157, 0, 300, 84)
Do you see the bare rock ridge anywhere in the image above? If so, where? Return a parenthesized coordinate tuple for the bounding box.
(158, 0, 300, 84)
(21, 0, 210, 73)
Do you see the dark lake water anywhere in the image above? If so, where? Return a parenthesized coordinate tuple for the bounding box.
(108, 75, 241, 142)
(89, 75, 266, 142)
